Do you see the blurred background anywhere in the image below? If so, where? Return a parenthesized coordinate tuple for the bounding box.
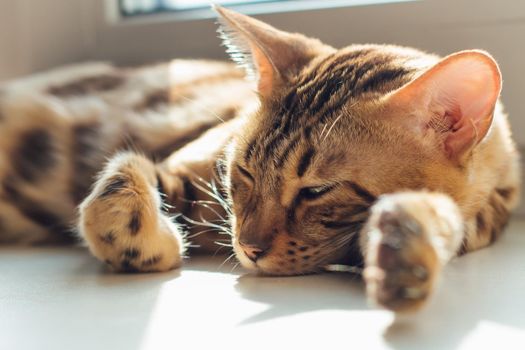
(0, 0, 523, 146)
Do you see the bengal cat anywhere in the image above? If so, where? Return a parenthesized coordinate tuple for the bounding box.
(0, 6, 520, 312)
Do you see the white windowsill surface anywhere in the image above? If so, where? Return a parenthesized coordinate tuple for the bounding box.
(1, 219, 524, 350)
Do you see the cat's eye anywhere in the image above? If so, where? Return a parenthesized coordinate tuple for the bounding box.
(299, 185, 335, 200)
(236, 165, 254, 182)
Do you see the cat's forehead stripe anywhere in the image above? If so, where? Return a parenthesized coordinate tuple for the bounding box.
(296, 148, 316, 177)
(248, 47, 416, 168)
(276, 134, 300, 168)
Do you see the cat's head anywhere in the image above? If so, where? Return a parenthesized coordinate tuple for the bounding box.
(215, 6, 501, 275)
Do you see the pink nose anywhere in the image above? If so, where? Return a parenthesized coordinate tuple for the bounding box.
(240, 243, 267, 262)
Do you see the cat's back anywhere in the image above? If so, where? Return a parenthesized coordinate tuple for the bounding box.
(0, 59, 256, 244)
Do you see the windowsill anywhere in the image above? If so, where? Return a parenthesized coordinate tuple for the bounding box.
(2, 217, 525, 349)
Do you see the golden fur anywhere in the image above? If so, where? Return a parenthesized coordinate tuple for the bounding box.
(0, 7, 520, 312)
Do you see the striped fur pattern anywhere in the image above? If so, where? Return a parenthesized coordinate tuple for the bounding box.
(224, 39, 521, 306)
(216, 7, 520, 311)
(0, 7, 521, 312)
(0, 59, 255, 245)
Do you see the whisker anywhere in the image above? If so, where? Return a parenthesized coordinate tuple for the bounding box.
(191, 178, 232, 215)
(319, 122, 330, 140)
(186, 227, 221, 239)
(324, 264, 363, 274)
(184, 199, 228, 224)
(322, 113, 344, 142)
(321, 102, 357, 142)
(313, 228, 359, 267)
(181, 214, 227, 231)
(218, 252, 237, 270)
(213, 246, 227, 257)
(181, 199, 223, 207)
(230, 262, 241, 273)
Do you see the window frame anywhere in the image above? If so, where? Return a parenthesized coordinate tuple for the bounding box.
(87, 0, 525, 148)
(118, 0, 290, 18)
(107, 0, 416, 24)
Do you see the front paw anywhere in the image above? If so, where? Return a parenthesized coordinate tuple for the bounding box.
(362, 192, 461, 312)
(79, 152, 185, 272)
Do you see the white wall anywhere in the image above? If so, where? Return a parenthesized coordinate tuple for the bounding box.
(0, 0, 524, 145)
(0, 0, 94, 80)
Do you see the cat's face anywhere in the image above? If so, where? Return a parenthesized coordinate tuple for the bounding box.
(225, 55, 432, 275)
(215, 7, 501, 275)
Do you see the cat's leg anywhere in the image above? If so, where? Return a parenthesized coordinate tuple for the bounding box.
(462, 185, 518, 252)
(360, 191, 464, 312)
(79, 152, 185, 272)
(79, 119, 239, 272)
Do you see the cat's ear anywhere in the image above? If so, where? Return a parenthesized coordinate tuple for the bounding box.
(214, 5, 331, 97)
(385, 50, 501, 163)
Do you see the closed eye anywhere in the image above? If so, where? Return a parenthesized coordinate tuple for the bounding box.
(237, 165, 254, 182)
(299, 184, 335, 200)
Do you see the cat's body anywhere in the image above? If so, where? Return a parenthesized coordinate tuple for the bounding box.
(0, 7, 520, 312)
(0, 60, 255, 247)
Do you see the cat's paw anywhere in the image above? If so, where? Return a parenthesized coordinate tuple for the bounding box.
(362, 192, 462, 312)
(79, 152, 185, 272)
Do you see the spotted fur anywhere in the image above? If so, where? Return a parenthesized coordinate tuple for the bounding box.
(0, 7, 520, 312)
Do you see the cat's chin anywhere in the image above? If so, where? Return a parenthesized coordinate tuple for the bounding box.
(232, 241, 332, 275)
(251, 259, 321, 276)
(235, 255, 317, 276)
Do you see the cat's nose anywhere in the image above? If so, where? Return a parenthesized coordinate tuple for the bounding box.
(239, 242, 268, 262)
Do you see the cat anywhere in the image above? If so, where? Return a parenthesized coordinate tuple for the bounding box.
(0, 6, 520, 312)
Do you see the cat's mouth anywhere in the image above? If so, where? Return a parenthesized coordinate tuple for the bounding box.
(233, 234, 330, 276)
(232, 231, 364, 276)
